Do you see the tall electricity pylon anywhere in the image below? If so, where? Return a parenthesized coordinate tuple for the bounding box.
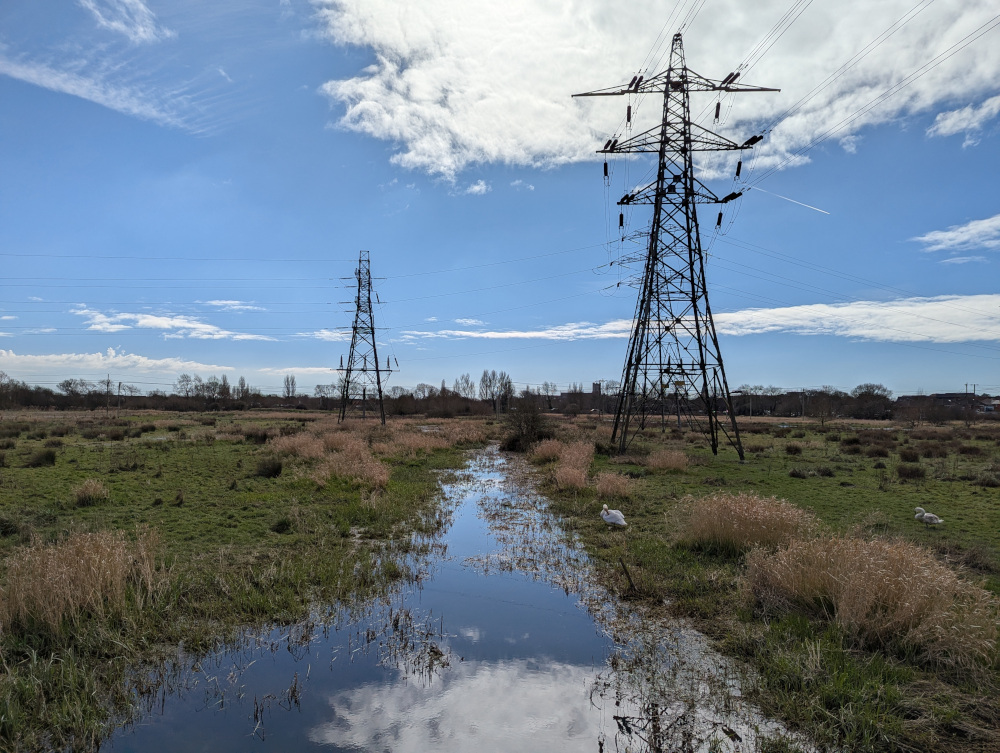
(575, 33, 777, 458)
(338, 250, 393, 424)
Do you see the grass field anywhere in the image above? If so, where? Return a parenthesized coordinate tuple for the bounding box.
(0, 410, 492, 752)
(533, 414, 1000, 753)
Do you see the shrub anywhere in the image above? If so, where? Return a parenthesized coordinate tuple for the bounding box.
(958, 444, 984, 456)
(242, 426, 271, 444)
(0, 528, 160, 635)
(899, 448, 920, 463)
(678, 492, 817, 556)
(746, 537, 999, 668)
(595, 472, 632, 499)
(25, 449, 56, 468)
(646, 449, 688, 471)
(788, 467, 808, 479)
(0, 438, 15, 450)
(785, 443, 803, 456)
(73, 479, 110, 507)
(500, 399, 552, 452)
(270, 517, 292, 534)
(897, 463, 926, 480)
(865, 446, 889, 458)
(255, 458, 283, 478)
(815, 466, 834, 477)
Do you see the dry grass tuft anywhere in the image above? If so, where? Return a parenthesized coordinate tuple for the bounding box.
(678, 492, 817, 555)
(554, 465, 588, 490)
(746, 537, 999, 669)
(531, 439, 564, 463)
(269, 433, 327, 460)
(559, 441, 594, 471)
(315, 439, 390, 489)
(73, 479, 109, 507)
(595, 471, 632, 499)
(0, 528, 161, 635)
(646, 449, 689, 471)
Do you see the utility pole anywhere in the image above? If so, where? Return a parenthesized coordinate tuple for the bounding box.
(575, 33, 777, 458)
(338, 250, 394, 424)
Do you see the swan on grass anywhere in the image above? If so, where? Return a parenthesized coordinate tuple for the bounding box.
(914, 507, 943, 527)
(601, 504, 626, 527)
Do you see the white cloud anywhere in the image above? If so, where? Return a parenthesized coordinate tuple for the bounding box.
(315, 1, 1000, 178)
(0, 347, 229, 375)
(258, 365, 339, 375)
(71, 307, 275, 341)
(939, 256, 987, 265)
(0, 55, 189, 130)
(911, 214, 1000, 253)
(510, 180, 534, 191)
(0, 316, 16, 321)
(78, 0, 175, 44)
(299, 329, 350, 342)
(927, 95, 1000, 140)
(399, 320, 632, 342)
(715, 294, 1000, 343)
(465, 180, 491, 195)
(398, 295, 1000, 344)
(453, 318, 485, 326)
(203, 300, 266, 312)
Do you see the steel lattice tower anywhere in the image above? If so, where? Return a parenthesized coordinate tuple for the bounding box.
(575, 33, 776, 458)
(338, 250, 392, 424)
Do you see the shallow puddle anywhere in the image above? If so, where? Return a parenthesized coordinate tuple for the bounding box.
(109, 447, 804, 753)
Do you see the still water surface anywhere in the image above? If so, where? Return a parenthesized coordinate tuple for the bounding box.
(109, 447, 794, 753)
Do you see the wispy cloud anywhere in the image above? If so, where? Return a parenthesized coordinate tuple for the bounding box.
(926, 95, 1000, 145)
(939, 256, 987, 265)
(911, 214, 1000, 253)
(78, 0, 175, 44)
(454, 318, 485, 326)
(71, 307, 275, 341)
(0, 55, 188, 130)
(299, 329, 350, 342)
(0, 347, 229, 375)
(715, 295, 1000, 343)
(398, 295, 1000, 345)
(203, 300, 266, 312)
(510, 180, 534, 191)
(465, 180, 491, 195)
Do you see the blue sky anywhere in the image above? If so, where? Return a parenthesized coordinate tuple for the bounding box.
(1, 0, 999, 397)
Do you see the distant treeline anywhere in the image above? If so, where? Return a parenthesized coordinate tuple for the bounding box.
(0, 370, 994, 422)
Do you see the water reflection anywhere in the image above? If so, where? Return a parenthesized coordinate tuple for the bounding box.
(310, 660, 597, 752)
(110, 447, 807, 753)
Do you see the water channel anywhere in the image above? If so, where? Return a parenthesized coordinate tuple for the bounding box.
(109, 447, 801, 753)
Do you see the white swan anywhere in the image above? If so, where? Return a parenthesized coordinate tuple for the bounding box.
(914, 507, 943, 527)
(601, 504, 626, 527)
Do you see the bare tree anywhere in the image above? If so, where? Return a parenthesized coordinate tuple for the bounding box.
(453, 373, 477, 399)
(283, 374, 297, 400)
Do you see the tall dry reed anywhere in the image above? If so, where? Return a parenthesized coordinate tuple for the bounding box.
(746, 536, 999, 668)
(0, 528, 160, 635)
(595, 472, 632, 499)
(531, 439, 563, 463)
(678, 492, 817, 555)
(646, 449, 689, 471)
(552, 441, 594, 490)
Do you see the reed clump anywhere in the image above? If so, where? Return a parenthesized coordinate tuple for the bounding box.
(73, 479, 109, 507)
(0, 528, 160, 636)
(677, 492, 818, 555)
(746, 536, 999, 669)
(551, 441, 593, 490)
(530, 438, 564, 463)
(645, 448, 689, 471)
(595, 471, 632, 499)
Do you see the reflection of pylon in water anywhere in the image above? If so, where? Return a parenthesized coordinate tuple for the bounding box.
(338, 250, 395, 424)
(575, 33, 777, 458)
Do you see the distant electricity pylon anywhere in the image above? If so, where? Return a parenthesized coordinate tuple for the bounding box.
(575, 33, 777, 458)
(338, 250, 394, 424)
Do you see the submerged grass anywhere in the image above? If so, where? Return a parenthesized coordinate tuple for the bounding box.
(0, 411, 494, 752)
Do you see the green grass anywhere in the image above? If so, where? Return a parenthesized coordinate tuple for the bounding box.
(0, 410, 487, 752)
(539, 417, 1000, 753)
